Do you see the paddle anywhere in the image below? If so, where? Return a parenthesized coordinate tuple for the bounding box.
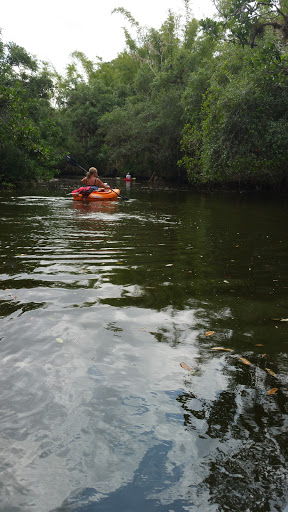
(65, 155, 129, 201)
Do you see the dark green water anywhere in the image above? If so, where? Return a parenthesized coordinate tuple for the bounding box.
(0, 181, 288, 512)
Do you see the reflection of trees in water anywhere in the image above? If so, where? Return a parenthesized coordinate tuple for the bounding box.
(72, 200, 119, 216)
(177, 363, 288, 511)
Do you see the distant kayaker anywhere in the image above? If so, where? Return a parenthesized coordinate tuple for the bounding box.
(126, 172, 131, 179)
(81, 167, 110, 189)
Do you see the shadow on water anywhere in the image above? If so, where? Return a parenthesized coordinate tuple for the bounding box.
(0, 184, 288, 512)
(51, 443, 187, 512)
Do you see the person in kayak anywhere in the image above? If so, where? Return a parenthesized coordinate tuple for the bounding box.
(81, 167, 110, 190)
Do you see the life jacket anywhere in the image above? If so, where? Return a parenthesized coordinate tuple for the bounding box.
(72, 186, 99, 196)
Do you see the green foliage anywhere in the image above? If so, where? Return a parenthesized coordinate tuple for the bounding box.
(179, 124, 203, 183)
(6, 42, 38, 71)
(2, 0, 288, 189)
(201, 71, 288, 184)
(55, 7, 196, 178)
(206, 0, 288, 48)
(0, 39, 61, 186)
(179, 0, 288, 188)
(99, 81, 184, 178)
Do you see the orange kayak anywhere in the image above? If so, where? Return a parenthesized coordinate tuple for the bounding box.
(72, 188, 120, 201)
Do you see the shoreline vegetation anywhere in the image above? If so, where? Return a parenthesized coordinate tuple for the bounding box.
(26, 177, 288, 197)
(1, 0, 288, 191)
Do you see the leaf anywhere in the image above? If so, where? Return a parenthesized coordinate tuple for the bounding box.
(223, 280, 229, 283)
(211, 347, 232, 351)
(205, 330, 215, 336)
(180, 362, 192, 371)
(191, 369, 201, 376)
(56, 337, 64, 343)
(238, 357, 252, 366)
(255, 344, 264, 346)
(266, 368, 276, 377)
(262, 353, 267, 357)
(267, 388, 278, 395)
(165, 264, 173, 267)
(280, 318, 288, 322)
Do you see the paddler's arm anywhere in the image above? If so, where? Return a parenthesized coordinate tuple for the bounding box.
(96, 178, 110, 189)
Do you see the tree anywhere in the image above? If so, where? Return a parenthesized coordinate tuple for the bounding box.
(96, 7, 198, 179)
(179, 0, 288, 188)
(203, 0, 288, 48)
(0, 37, 61, 185)
(202, 51, 288, 184)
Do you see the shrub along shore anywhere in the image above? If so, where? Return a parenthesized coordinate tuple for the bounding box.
(1, 1, 288, 190)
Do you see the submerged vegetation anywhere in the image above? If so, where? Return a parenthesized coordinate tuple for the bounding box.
(1, 0, 288, 188)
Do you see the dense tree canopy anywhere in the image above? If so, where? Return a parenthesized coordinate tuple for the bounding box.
(0, 38, 62, 185)
(1, 0, 288, 188)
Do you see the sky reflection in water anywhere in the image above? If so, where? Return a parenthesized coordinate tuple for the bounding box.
(0, 184, 287, 512)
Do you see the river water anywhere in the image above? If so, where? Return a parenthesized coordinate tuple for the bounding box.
(0, 180, 288, 512)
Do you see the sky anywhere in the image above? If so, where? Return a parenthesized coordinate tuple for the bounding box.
(1, 0, 216, 74)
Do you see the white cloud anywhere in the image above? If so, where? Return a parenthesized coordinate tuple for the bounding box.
(1, 0, 215, 73)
